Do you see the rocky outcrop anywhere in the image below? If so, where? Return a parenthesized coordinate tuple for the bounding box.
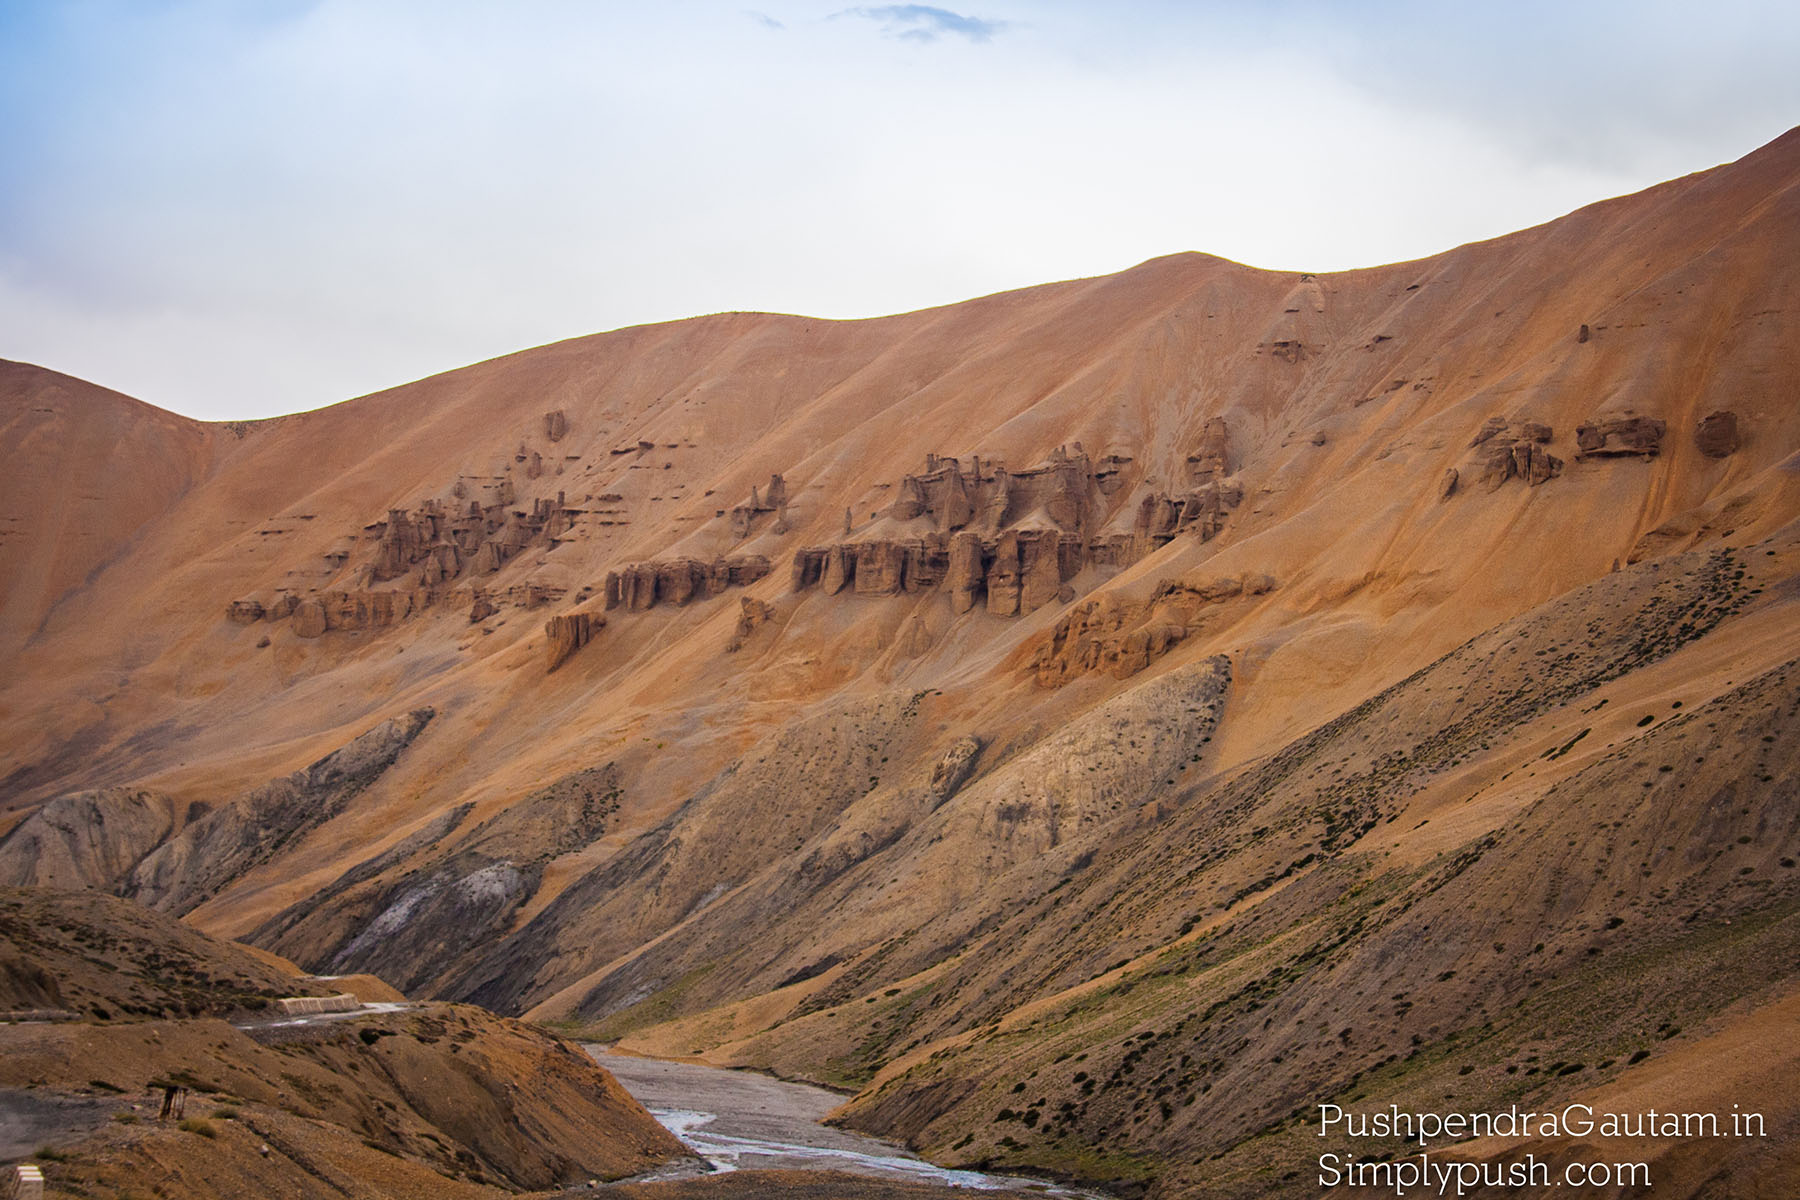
(928, 737, 983, 802)
(293, 597, 328, 637)
(1695, 410, 1741, 458)
(1466, 417, 1562, 489)
(246, 580, 555, 640)
(236, 474, 601, 642)
(726, 595, 774, 652)
(543, 408, 569, 441)
(1029, 573, 1276, 686)
(801, 447, 1228, 618)
(793, 439, 1243, 616)
(730, 473, 789, 538)
(544, 611, 604, 672)
(603, 555, 771, 612)
(795, 529, 1086, 616)
(123, 708, 435, 915)
(1186, 416, 1231, 483)
(225, 599, 264, 623)
(291, 587, 444, 637)
(1135, 478, 1242, 545)
(0, 788, 199, 891)
(289, 486, 591, 615)
(878, 449, 1092, 533)
(1575, 414, 1666, 459)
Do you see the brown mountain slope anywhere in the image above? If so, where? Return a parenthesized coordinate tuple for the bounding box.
(1, 129, 1797, 1197)
(0, 361, 212, 660)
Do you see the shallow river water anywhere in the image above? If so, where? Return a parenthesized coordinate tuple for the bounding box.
(588, 1046, 1100, 1195)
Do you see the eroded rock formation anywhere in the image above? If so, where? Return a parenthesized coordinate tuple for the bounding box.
(928, 736, 983, 802)
(793, 439, 1242, 616)
(241, 478, 599, 640)
(1695, 410, 1741, 458)
(544, 611, 604, 672)
(290, 588, 443, 637)
(1135, 478, 1243, 545)
(225, 599, 264, 624)
(1468, 417, 1562, 489)
(730, 473, 789, 538)
(726, 596, 774, 652)
(1029, 572, 1276, 686)
(1576, 414, 1666, 459)
(604, 555, 771, 611)
(1186, 417, 1231, 483)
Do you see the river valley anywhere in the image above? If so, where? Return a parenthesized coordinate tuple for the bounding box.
(588, 1047, 1102, 1196)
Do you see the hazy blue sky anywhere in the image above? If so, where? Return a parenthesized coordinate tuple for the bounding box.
(2, 0, 1795, 420)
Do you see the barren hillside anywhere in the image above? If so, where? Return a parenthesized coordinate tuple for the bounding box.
(3, 127, 1798, 1197)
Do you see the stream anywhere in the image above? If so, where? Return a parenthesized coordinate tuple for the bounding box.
(587, 1047, 1100, 1195)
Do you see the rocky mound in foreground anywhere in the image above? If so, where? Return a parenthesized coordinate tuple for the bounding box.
(0, 888, 685, 1197)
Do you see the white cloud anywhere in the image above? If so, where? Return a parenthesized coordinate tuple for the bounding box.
(0, 0, 1790, 419)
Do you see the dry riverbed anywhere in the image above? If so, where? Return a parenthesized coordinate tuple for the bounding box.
(586, 1047, 1100, 1197)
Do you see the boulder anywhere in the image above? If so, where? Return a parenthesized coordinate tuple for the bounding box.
(543, 409, 568, 442)
(1575, 415, 1666, 459)
(1695, 410, 1741, 458)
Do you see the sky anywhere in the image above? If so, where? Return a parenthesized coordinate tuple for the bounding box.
(1, 1, 1796, 421)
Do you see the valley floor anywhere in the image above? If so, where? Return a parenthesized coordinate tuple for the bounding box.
(588, 1047, 1098, 1196)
